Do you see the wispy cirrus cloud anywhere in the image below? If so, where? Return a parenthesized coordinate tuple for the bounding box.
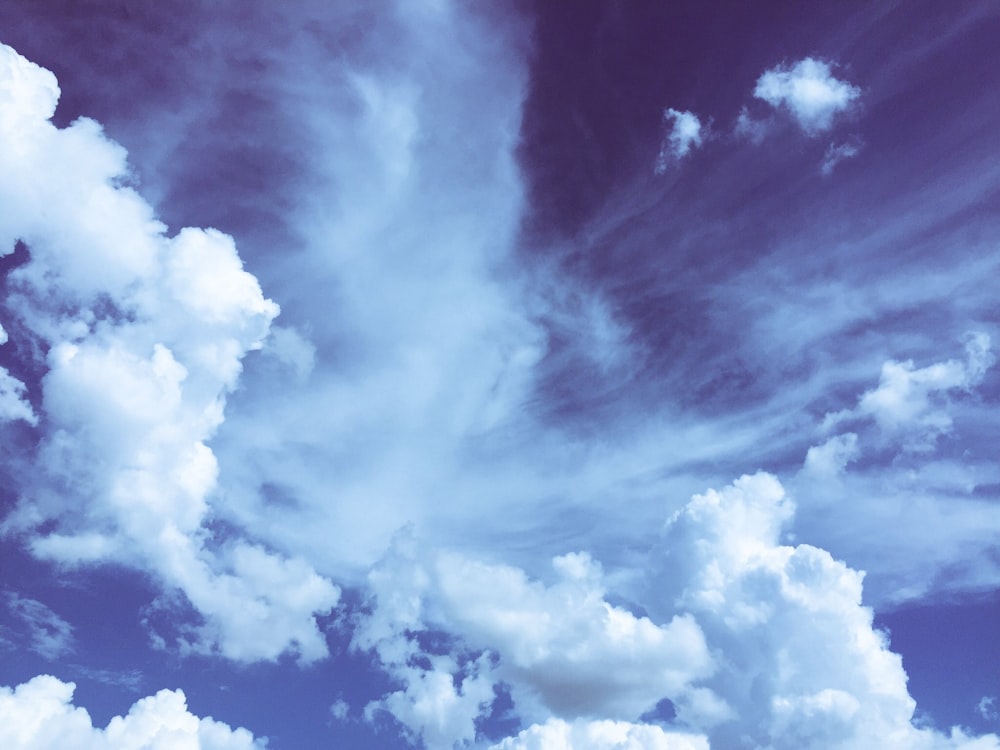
(1, 593, 74, 660)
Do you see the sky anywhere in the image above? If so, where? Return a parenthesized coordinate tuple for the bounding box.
(0, 1, 999, 748)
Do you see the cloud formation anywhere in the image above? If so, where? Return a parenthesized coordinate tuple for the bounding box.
(490, 719, 709, 750)
(351, 472, 1000, 749)
(656, 108, 703, 173)
(0, 675, 264, 749)
(1, 593, 74, 660)
(823, 332, 993, 451)
(0, 41, 338, 663)
(754, 58, 860, 134)
(2, 4, 999, 748)
(820, 140, 862, 175)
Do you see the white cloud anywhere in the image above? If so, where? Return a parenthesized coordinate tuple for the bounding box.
(823, 332, 994, 451)
(734, 106, 770, 144)
(431, 551, 713, 720)
(656, 108, 703, 173)
(364, 652, 495, 750)
(821, 140, 862, 175)
(979, 697, 998, 722)
(353, 537, 713, 747)
(329, 698, 350, 721)
(490, 718, 709, 750)
(2, 593, 74, 660)
(0, 675, 265, 749)
(754, 58, 860, 135)
(654, 473, 1000, 749)
(0, 41, 338, 663)
(803, 433, 859, 477)
(0, 365, 36, 424)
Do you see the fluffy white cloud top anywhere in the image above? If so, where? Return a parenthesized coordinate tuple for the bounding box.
(754, 57, 860, 134)
(490, 718, 709, 750)
(0, 675, 265, 749)
(656, 108, 703, 173)
(350, 471, 1000, 749)
(654, 473, 1000, 750)
(0, 41, 338, 663)
(353, 536, 713, 746)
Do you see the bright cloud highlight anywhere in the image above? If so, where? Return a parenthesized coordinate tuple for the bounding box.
(0, 41, 338, 663)
(0, 675, 264, 749)
(755, 57, 860, 134)
(656, 108, 703, 173)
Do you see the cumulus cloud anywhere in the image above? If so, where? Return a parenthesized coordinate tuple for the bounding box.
(353, 535, 713, 747)
(754, 58, 860, 134)
(654, 473, 1000, 750)
(351, 472, 1000, 749)
(656, 108, 703, 173)
(490, 718, 709, 750)
(0, 675, 265, 749)
(0, 41, 338, 663)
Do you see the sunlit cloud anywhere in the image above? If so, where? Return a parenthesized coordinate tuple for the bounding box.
(754, 57, 860, 135)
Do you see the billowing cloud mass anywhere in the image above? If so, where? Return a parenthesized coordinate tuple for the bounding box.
(0, 675, 264, 749)
(355, 541, 714, 744)
(1, 2, 1000, 749)
(754, 57, 860, 134)
(0, 41, 338, 663)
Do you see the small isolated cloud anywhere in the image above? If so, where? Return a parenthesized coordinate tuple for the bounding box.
(0, 675, 266, 749)
(656, 108, 703, 173)
(754, 58, 860, 135)
(2, 593, 75, 660)
(821, 140, 862, 176)
(980, 696, 999, 722)
(329, 698, 350, 722)
(490, 718, 709, 750)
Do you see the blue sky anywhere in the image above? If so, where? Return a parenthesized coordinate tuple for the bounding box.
(0, 1, 999, 748)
